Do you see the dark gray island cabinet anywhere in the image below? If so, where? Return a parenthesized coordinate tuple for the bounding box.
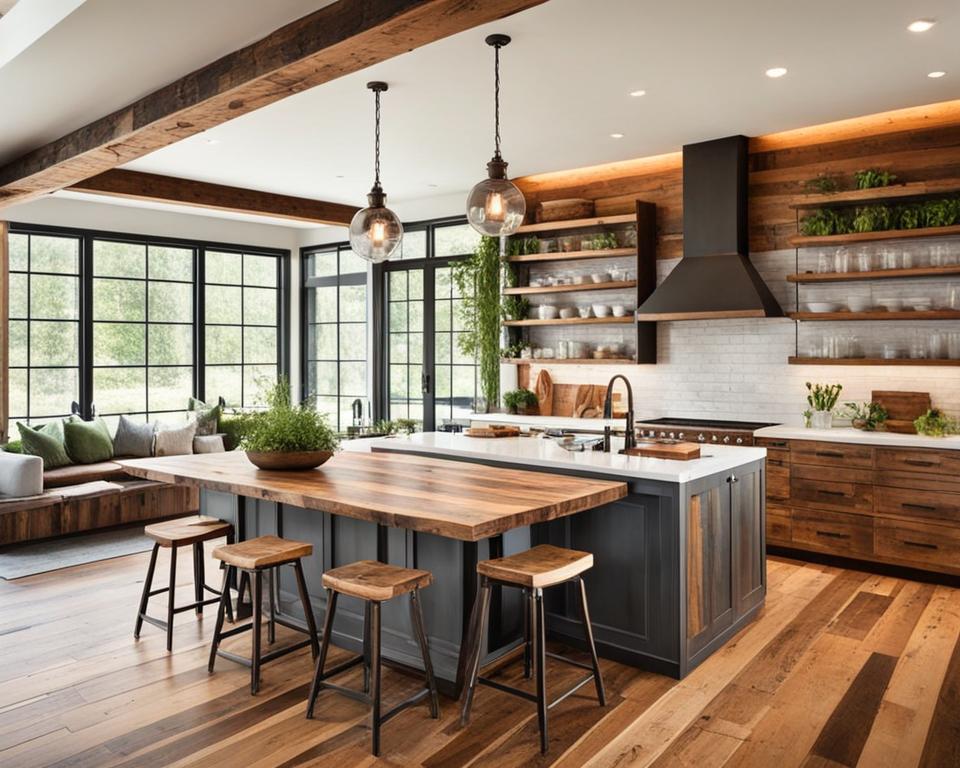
(370, 434, 767, 679)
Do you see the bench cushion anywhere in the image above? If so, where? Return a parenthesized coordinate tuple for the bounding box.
(0, 452, 44, 498)
(43, 461, 127, 488)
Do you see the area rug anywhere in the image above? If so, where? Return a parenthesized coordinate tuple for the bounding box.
(0, 526, 153, 580)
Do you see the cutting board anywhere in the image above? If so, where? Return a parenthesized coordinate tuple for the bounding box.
(535, 370, 554, 417)
(465, 425, 521, 438)
(872, 390, 930, 434)
(622, 442, 702, 461)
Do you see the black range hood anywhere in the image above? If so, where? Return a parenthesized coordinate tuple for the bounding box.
(636, 135, 783, 320)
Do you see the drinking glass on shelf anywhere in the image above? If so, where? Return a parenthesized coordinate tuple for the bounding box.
(902, 249, 915, 269)
(855, 248, 873, 272)
(817, 252, 833, 273)
(910, 332, 928, 359)
(881, 343, 899, 360)
(928, 332, 946, 360)
(948, 332, 960, 360)
(879, 246, 899, 270)
(834, 247, 851, 273)
(949, 284, 960, 310)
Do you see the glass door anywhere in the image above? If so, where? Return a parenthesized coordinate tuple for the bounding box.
(387, 268, 426, 424)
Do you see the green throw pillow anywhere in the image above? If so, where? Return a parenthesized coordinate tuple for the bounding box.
(188, 396, 221, 436)
(63, 418, 114, 464)
(17, 421, 72, 469)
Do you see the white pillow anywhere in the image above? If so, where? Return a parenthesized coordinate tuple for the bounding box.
(193, 435, 225, 454)
(154, 422, 197, 457)
(0, 452, 44, 497)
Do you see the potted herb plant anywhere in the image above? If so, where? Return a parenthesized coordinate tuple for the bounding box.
(805, 382, 843, 430)
(241, 377, 340, 470)
(914, 409, 957, 437)
(503, 388, 538, 415)
(843, 401, 888, 431)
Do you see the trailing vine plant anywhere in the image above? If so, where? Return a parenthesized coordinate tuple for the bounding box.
(452, 236, 502, 409)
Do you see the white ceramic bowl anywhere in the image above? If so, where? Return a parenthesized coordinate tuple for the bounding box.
(590, 272, 611, 284)
(558, 306, 577, 319)
(573, 274, 589, 285)
(846, 296, 872, 313)
(537, 305, 559, 320)
(578, 306, 593, 318)
(876, 298, 903, 312)
(592, 304, 611, 318)
(611, 304, 632, 317)
(906, 297, 932, 311)
(805, 302, 842, 313)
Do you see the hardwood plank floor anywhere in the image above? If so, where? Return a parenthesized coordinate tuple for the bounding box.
(0, 542, 958, 767)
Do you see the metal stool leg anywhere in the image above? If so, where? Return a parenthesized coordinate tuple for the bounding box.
(410, 588, 440, 718)
(251, 570, 263, 695)
(306, 588, 338, 719)
(166, 545, 178, 652)
(522, 587, 532, 679)
(370, 601, 382, 757)
(266, 567, 276, 644)
(534, 587, 548, 754)
(362, 600, 372, 693)
(459, 576, 491, 726)
(208, 566, 231, 673)
(293, 560, 320, 659)
(134, 543, 160, 639)
(578, 576, 606, 706)
(193, 543, 205, 616)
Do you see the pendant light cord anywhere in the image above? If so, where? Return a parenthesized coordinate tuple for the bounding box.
(493, 42, 502, 160)
(374, 87, 382, 187)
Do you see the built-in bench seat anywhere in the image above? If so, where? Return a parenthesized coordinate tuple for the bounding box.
(42, 461, 130, 488)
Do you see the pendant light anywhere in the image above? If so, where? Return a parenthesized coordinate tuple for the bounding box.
(349, 81, 403, 263)
(466, 34, 526, 237)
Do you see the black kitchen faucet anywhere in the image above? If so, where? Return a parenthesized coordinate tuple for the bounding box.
(602, 375, 636, 453)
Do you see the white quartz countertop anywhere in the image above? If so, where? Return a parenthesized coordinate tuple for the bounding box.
(755, 425, 960, 451)
(359, 432, 766, 483)
(469, 412, 627, 431)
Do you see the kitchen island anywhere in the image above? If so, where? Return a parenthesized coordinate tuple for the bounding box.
(118, 436, 766, 691)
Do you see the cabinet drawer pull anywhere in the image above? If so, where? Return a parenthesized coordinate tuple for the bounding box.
(815, 530, 851, 539)
(904, 459, 938, 468)
(769, 441, 788, 448)
(902, 502, 938, 512)
(818, 489, 846, 497)
(815, 450, 845, 458)
(902, 540, 938, 550)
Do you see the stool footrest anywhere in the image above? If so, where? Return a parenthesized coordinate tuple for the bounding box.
(172, 596, 221, 615)
(545, 651, 596, 672)
(380, 688, 432, 725)
(315, 681, 372, 706)
(317, 654, 365, 682)
(478, 676, 539, 704)
(548, 673, 596, 710)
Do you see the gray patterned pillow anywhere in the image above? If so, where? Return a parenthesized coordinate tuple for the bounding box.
(112, 416, 155, 458)
(154, 422, 197, 457)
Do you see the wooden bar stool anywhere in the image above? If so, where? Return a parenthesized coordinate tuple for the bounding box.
(306, 560, 440, 756)
(134, 516, 234, 652)
(460, 544, 605, 754)
(208, 535, 320, 694)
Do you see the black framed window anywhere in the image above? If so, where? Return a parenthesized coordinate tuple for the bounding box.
(6, 231, 82, 435)
(204, 250, 283, 408)
(7, 223, 289, 432)
(302, 245, 368, 431)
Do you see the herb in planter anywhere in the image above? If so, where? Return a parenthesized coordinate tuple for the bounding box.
(851, 205, 893, 233)
(503, 388, 538, 415)
(843, 401, 888, 431)
(921, 198, 960, 228)
(501, 340, 530, 359)
(507, 236, 540, 256)
(582, 232, 619, 250)
(803, 174, 842, 194)
(896, 203, 923, 229)
(800, 209, 851, 236)
(914, 408, 957, 437)
(240, 378, 340, 453)
(501, 295, 530, 321)
(806, 382, 843, 412)
(854, 169, 897, 189)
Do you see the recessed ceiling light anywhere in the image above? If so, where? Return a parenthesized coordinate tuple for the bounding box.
(630, 89, 646, 97)
(335, 174, 345, 179)
(610, 133, 625, 139)
(205, 138, 220, 145)
(765, 67, 788, 79)
(908, 19, 936, 32)
(427, 183, 439, 188)
(928, 70, 947, 78)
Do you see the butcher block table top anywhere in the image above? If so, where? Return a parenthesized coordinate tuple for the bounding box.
(116, 451, 627, 542)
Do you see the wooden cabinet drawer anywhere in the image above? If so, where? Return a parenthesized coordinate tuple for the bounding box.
(766, 504, 792, 545)
(875, 519, 960, 573)
(790, 464, 873, 514)
(875, 486, 960, 524)
(792, 508, 874, 557)
(756, 436, 791, 456)
(767, 462, 790, 501)
(876, 448, 960, 476)
(791, 440, 874, 469)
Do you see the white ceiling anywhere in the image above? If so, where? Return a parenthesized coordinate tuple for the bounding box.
(4, 0, 960, 221)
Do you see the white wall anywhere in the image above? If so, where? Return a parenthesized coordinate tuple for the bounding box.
(518, 248, 960, 425)
(4, 195, 308, 400)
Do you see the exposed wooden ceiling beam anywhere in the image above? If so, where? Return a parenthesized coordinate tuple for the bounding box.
(0, 0, 547, 208)
(69, 169, 358, 226)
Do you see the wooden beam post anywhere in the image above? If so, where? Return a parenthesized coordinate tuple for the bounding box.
(69, 170, 359, 226)
(0, 0, 546, 207)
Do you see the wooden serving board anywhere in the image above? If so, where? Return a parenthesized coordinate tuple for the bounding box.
(622, 442, 702, 461)
(465, 426, 521, 438)
(872, 390, 930, 434)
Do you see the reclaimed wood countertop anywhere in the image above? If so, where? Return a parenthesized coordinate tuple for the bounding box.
(116, 451, 627, 541)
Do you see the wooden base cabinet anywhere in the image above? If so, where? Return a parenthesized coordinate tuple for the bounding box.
(758, 437, 960, 577)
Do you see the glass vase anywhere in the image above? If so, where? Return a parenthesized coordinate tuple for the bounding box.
(810, 410, 833, 430)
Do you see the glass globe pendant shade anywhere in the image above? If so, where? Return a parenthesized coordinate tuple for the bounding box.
(349, 186, 403, 263)
(466, 157, 526, 237)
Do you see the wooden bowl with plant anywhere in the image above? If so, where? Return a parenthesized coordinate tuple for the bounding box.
(503, 388, 539, 415)
(240, 378, 340, 470)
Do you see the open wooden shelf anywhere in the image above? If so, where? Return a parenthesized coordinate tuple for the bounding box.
(791, 181, 960, 210)
(788, 264, 960, 283)
(789, 310, 960, 321)
(503, 280, 636, 295)
(788, 356, 960, 366)
(789, 224, 960, 247)
(515, 213, 635, 234)
(503, 316, 635, 327)
(501, 357, 636, 365)
(505, 247, 635, 263)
